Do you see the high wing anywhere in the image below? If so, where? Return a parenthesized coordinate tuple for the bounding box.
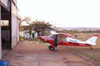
(50, 30, 75, 38)
(50, 30, 58, 35)
(65, 34, 98, 46)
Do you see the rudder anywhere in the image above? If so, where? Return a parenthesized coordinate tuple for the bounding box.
(85, 35, 98, 45)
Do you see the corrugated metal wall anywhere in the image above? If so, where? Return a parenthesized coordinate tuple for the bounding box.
(11, 2, 19, 48)
(0, 6, 2, 59)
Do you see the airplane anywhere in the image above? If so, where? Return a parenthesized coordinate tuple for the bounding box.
(39, 31, 98, 51)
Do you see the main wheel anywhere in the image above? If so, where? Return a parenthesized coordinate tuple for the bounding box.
(49, 46, 54, 51)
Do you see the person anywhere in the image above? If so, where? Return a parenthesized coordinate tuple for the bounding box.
(54, 35, 58, 47)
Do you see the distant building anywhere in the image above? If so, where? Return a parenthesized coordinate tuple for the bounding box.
(0, 0, 19, 59)
(19, 26, 38, 39)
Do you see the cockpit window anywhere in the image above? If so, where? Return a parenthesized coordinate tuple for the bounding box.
(48, 34, 68, 41)
(57, 34, 67, 41)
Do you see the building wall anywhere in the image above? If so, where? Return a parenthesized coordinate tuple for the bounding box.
(0, 0, 19, 59)
(0, 6, 2, 59)
(11, 2, 19, 48)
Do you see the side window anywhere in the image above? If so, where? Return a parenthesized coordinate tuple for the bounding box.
(57, 35, 62, 41)
(61, 35, 67, 41)
(57, 35, 67, 41)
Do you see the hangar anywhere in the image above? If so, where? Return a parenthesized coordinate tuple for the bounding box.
(0, 0, 19, 59)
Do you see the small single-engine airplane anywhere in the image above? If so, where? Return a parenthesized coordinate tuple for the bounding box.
(39, 31, 98, 51)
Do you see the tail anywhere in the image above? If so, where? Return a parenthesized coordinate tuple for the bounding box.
(85, 35, 98, 45)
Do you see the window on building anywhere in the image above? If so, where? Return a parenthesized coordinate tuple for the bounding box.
(1, 20, 9, 26)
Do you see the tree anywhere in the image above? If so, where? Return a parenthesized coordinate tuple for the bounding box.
(19, 16, 32, 30)
(30, 20, 52, 36)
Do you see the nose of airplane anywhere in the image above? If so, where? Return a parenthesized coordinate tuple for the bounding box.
(39, 36, 44, 40)
(39, 36, 42, 39)
(39, 36, 45, 42)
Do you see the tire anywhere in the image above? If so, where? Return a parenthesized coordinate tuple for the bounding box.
(49, 46, 54, 51)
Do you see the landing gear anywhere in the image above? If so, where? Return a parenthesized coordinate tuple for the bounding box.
(49, 45, 54, 51)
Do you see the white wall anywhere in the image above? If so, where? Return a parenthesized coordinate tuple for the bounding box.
(11, 2, 19, 48)
(0, 6, 2, 59)
(16, 19, 19, 42)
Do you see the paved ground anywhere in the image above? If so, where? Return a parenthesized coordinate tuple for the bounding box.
(2, 40, 94, 66)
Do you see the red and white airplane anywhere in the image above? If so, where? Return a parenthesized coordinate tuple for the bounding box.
(39, 31, 98, 51)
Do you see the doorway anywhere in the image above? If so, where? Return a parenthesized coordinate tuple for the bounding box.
(1, 6, 11, 56)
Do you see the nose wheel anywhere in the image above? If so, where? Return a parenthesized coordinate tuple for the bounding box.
(49, 45, 54, 51)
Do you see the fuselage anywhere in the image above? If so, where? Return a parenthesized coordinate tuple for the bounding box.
(39, 36, 92, 47)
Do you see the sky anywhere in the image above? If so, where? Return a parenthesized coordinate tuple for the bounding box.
(17, 0, 100, 27)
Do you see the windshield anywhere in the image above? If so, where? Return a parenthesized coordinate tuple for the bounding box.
(48, 34, 55, 38)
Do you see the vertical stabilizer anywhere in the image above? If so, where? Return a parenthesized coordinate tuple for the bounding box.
(85, 35, 98, 45)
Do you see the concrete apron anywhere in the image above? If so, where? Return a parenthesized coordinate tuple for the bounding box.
(2, 41, 94, 66)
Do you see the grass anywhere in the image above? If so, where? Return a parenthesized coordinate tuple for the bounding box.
(65, 33, 100, 62)
(85, 55, 100, 62)
(66, 46, 100, 62)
